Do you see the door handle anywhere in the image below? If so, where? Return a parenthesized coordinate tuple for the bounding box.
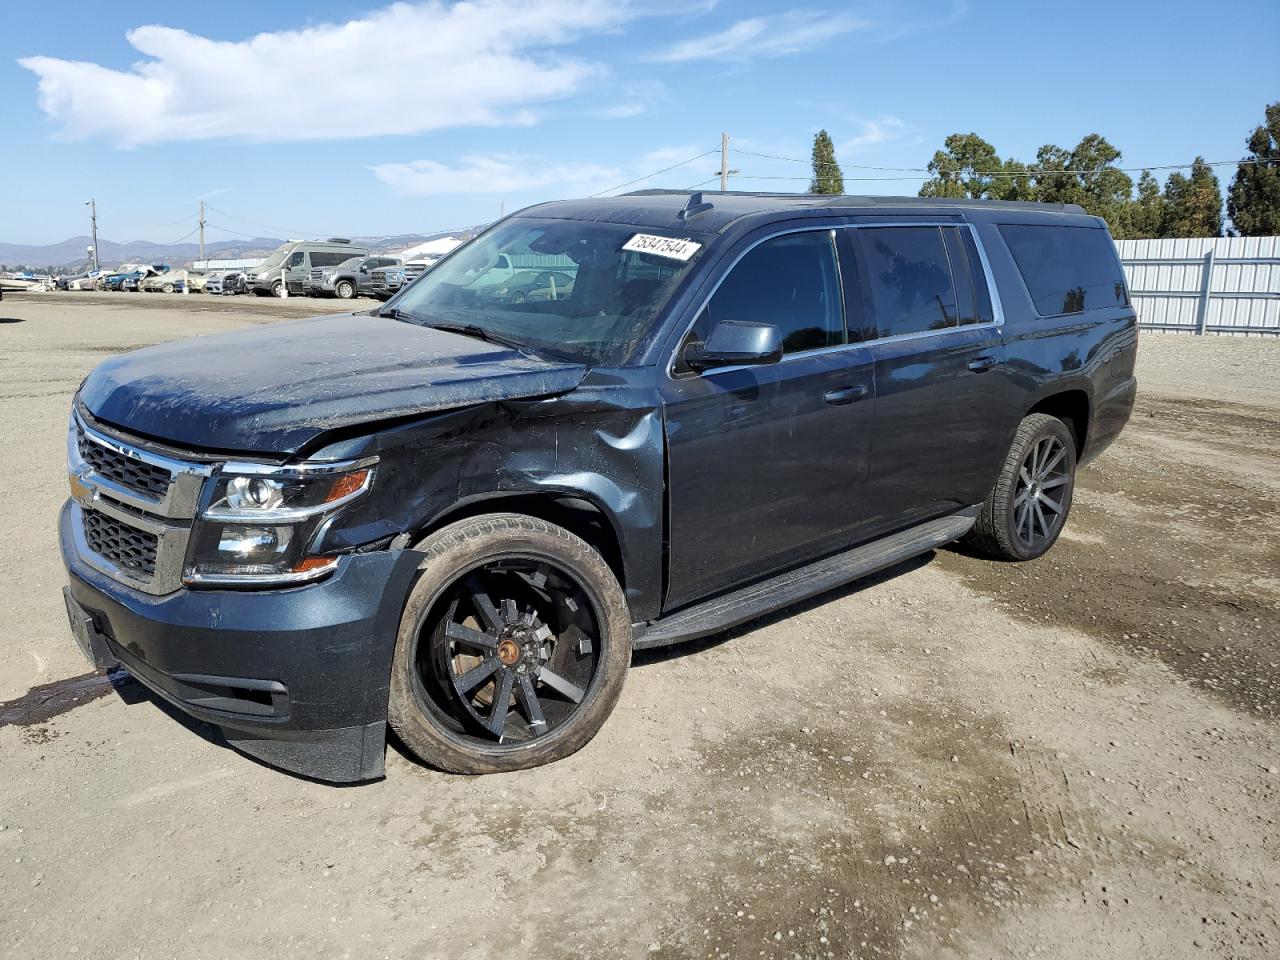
(824, 384, 868, 406)
(968, 355, 1000, 372)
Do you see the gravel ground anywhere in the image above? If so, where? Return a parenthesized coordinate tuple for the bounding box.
(1, 295, 1277, 960)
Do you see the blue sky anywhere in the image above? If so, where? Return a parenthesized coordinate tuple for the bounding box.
(2, 0, 1277, 245)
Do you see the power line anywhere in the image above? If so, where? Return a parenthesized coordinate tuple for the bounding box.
(733, 147, 1272, 178)
(159, 225, 201, 247)
(589, 150, 719, 198)
(206, 204, 328, 239)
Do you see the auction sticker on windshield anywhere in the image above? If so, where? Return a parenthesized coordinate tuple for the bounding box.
(622, 234, 702, 261)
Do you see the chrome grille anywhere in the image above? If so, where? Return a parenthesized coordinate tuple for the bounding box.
(68, 413, 212, 595)
(83, 509, 158, 577)
(76, 426, 171, 499)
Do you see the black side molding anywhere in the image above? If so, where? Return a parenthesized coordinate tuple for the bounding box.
(634, 507, 979, 650)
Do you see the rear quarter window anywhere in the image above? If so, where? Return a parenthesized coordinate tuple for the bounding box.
(998, 224, 1129, 316)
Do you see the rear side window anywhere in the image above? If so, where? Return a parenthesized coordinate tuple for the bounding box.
(998, 224, 1128, 316)
(858, 227, 958, 337)
(702, 231, 845, 355)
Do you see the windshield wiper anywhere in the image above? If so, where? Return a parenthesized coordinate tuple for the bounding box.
(426, 322, 531, 353)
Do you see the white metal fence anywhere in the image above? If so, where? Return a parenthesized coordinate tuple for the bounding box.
(1115, 236, 1280, 335)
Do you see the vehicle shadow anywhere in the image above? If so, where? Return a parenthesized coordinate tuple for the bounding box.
(631, 550, 938, 667)
(108, 671, 231, 749)
(0, 317, 26, 324)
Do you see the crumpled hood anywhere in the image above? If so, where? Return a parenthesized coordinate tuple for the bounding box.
(79, 313, 588, 455)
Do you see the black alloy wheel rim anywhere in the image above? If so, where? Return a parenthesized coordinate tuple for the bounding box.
(413, 557, 602, 747)
(1013, 435, 1072, 549)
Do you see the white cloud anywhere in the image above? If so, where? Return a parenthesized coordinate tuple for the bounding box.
(651, 10, 868, 62)
(839, 116, 909, 154)
(19, 0, 632, 145)
(593, 80, 667, 119)
(371, 143, 714, 196)
(371, 154, 621, 195)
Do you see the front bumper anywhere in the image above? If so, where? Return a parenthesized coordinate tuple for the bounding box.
(60, 500, 421, 782)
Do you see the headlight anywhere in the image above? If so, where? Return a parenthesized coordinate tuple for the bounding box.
(184, 459, 375, 585)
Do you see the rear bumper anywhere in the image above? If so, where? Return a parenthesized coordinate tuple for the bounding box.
(59, 500, 421, 782)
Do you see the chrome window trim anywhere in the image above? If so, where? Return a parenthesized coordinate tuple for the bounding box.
(666, 220, 1005, 381)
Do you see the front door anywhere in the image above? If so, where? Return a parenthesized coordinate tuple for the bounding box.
(661, 229, 875, 611)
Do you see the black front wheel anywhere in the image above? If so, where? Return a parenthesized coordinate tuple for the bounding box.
(388, 514, 632, 774)
(965, 412, 1077, 561)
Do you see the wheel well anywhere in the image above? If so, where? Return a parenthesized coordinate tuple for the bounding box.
(1028, 390, 1090, 456)
(418, 495, 626, 589)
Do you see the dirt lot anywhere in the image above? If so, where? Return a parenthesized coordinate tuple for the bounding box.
(1, 293, 1277, 960)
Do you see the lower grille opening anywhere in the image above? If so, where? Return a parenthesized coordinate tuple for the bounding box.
(83, 509, 159, 578)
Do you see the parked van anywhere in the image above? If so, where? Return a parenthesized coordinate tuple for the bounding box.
(62, 191, 1137, 782)
(249, 239, 370, 297)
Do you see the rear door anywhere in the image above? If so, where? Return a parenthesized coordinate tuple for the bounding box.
(853, 223, 1015, 536)
(661, 227, 876, 610)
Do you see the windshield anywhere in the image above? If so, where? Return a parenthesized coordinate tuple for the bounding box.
(391, 217, 709, 365)
(258, 244, 294, 270)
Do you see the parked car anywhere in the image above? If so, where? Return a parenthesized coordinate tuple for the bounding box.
(205, 271, 248, 295)
(61, 191, 1137, 783)
(102, 270, 145, 292)
(249, 239, 370, 297)
(67, 271, 105, 291)
(141, 271, 185, 293)
(368, 263, 407, 300)
(304, 256, 401, 300)
(478, 269, 576, 304)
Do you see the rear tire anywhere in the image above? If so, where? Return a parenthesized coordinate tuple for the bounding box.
(965, 413, 1077, 561)
(388, 514, 632, 775)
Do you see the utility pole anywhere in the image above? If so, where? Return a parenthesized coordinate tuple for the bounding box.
(85, 199, 99, 271)
(720, 132, 729, 192)
(198, 200, 206, 262)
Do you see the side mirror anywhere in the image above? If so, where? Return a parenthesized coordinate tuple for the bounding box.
(688, 320, 783, 371)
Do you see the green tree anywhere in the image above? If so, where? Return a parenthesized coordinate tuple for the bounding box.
(1226, 102, 1280, 236)
(809, 130, 844, 195)
(1030, 135, 1134, 233)
(918, 133, 1036, 201)
(920, 133, 1003, 198)
(1127, 171, 1166, 238)
(1163, 157, 1223, 237)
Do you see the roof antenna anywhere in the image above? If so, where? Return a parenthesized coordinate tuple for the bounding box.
(678, 191, 714, 222)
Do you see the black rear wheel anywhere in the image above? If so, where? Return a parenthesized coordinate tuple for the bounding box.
(965, 412, 1077, 561)
(389, 514, 631, 774)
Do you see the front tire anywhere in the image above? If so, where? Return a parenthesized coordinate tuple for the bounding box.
(388, 514, 632, 774)
(335, 279, 355, 299)
(271, 280, 284, 298)
(965, 413, 1077, 561)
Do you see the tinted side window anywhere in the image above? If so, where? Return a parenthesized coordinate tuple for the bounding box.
(703, 231, 844, 356)
(860, 227, 957, 337)
(941, 228, 994, 326)
(998, 224, 1129, 316)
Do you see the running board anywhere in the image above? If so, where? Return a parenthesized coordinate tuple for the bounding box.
(633, 507, 978, 650)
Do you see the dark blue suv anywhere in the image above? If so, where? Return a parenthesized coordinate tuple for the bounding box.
(61, 191, 1137, 781)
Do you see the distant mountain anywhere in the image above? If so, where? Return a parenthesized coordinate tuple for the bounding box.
(0, 225, 489, 271)
(0, 235, 282, 270)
